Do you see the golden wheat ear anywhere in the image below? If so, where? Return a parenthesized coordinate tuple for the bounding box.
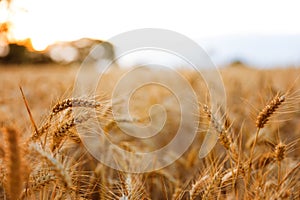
(21, 170, 56, 198)
(256, 94, 285, 129)
(29, 144, 72, 189)
(51, 114, 91, 152)
(248, 93, 286, 184)
(274, 142, 287, 186)
(274, 142, 286, 162)
(50, 98, 102, 119)
(3, 127, 23, 200)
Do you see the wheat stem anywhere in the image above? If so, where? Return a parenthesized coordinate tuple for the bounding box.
(247, 128, 260, 183)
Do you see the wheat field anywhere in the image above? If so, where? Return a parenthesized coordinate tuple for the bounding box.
(0, 64, 300, 199)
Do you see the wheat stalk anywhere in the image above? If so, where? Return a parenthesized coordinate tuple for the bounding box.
(279, 161, 300, 187)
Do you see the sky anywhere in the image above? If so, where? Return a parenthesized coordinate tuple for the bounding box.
(2, 0, 300, 48)
(1, 0, 300, 67)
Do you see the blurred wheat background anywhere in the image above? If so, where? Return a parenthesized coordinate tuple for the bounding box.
(0, 64, 300, 199)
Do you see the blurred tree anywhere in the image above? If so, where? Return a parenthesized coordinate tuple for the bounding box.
(0, 0, 11, 57)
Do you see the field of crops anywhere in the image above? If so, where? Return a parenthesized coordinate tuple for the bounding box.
(0, 64, 300, 199)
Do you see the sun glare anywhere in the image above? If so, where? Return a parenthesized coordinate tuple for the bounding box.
(30, 38, 52, 51)
(2, 0, 300, 51)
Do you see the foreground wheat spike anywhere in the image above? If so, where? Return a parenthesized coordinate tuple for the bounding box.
(3, 127, 23, 200)
(31, 108, 74, 142)
(256, 94, 285, 128)
(30, 144, 72, 189)
(51, 114, 91, 151)
(50, 98, 102, 118)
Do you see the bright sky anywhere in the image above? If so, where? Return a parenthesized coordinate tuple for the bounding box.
(1, 0, 300, 51)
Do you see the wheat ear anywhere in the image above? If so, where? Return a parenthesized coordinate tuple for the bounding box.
(3, 127, 23, 200)
(21, 171, 56, 198)
(31, 107, 74, 143)
(274, 142, 286, 187)
(203, 105, 239, 162)
(30, 172, 56, 191)
(256, 94, 285, 128)
(30, 144, 72, 189)
(248, 94, 285, 182)
(50, 98, 101, 119)
(51, 114, 91, 151)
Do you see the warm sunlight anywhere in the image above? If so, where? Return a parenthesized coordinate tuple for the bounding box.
(2, 0, 300, 51)
(1, 1, 300, 199)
